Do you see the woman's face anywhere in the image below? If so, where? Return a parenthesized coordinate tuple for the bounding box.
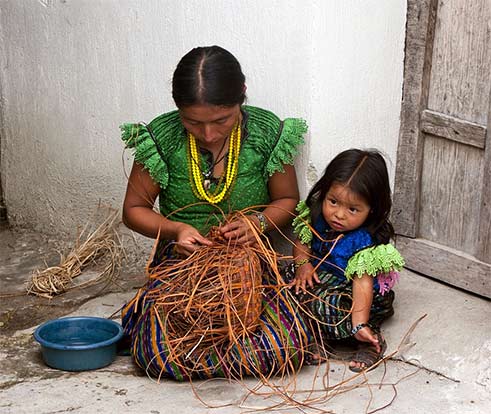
(322, 182, 370, 233)
(179, 103, 241, 148)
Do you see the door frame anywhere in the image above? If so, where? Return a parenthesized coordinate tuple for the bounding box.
(393, 0, 491, 297)
(0, 80, 5, 222)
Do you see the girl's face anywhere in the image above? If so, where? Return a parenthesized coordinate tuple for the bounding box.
(322, 182, 370, 233)
(179, 103, 241, 149)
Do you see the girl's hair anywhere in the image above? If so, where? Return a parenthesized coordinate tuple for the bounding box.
(306, 149, 395, 244)
(172, 46, 246, 108)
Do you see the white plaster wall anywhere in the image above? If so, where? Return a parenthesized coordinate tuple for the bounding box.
(0, 0, 406, 238)
(309, 1, 407, 187)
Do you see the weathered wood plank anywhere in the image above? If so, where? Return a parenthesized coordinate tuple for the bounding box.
(477, 92, 491, 262)
(420, 109, 486, 149)
(419, 136, 483, 255)
(393, 0, 438, 237)
(396, 236, 491, 298)
(427, 0, 491, 125)
(394, 0, 491, 296)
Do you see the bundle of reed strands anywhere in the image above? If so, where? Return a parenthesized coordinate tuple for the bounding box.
(145, 224, 266, 365)
(27, 207, 124, 298)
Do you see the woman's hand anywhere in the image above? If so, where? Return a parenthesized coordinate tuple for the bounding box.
(218, 216, 258, 245)
(174, 223, 213, 256)
(292, 262, 320, 294)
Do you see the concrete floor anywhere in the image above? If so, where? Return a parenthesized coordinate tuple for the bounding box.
(0, 225, 490, 414)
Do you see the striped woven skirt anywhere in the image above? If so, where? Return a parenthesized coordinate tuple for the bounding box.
(121, 277, 311, 381)
(286, 266, 395, 340)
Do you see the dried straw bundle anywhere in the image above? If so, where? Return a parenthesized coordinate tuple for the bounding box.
(145, 228, 264, 362)
(27, 207, 124, 298)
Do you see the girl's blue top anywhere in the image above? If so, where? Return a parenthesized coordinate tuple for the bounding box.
(310, 215, 378, 288)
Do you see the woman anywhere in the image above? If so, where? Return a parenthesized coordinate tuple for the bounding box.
(122, 46, 305, 255)
(120, 46, 309, 380)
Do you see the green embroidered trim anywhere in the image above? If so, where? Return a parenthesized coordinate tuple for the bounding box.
(292, 200, 313, 246)
(120, 111, 184, 190)
(120, 122, 169, 189)
(345, 244, 405, 280)
(120, 107, 307, 190)
(242, 106, 307, 176)
(266, 117, 307, 176)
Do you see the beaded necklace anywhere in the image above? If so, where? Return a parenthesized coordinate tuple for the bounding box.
(199, 136, 229, 188)
(188, 122, 241, 204)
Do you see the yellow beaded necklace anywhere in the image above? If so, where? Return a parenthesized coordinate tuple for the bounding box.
(188, 122, 241, 204)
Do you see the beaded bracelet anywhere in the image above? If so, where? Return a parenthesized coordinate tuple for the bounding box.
(351, 322, 371, 336)
(294, 258, 309, 269)
(255, 212, 268, 233)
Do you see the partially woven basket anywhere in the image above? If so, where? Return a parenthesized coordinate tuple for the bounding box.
(147, 231, 263, 360)
(122, 223, 311, 380)
(183, 247, 262, 334)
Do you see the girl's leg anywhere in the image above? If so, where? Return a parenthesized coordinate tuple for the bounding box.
(302, 276, 395, 339)
(369, 289, 395, 328)
(296, 271, 396, 368)
(302, 272, 354, 340)
(291, 272, 354, 363)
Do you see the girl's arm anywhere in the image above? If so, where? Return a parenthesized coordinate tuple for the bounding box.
(123, 162, 212, 256)
(292, 238, 320, 294)
(220, 164, 299, 242)
(351, 274, 381, 352)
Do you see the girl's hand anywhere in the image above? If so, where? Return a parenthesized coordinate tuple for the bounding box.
(174, 223, 212, 256)
(219, 217, 258, 245)
(354, 326, 381, 354)
(292, 263, 320, 294)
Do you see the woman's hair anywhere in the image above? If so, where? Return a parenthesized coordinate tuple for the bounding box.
(172, 46, 246, 108)
(306, 149, 395, 244)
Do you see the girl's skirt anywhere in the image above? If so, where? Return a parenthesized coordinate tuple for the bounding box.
(286, 267, 395, 340)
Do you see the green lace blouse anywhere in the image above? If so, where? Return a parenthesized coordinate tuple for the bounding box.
(121, 106, 307, 234)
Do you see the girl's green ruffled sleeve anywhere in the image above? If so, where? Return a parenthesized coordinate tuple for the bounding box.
(345, 244, 405, 280)
(266, 117, 307, 176)
(292, 200, 313, 246)
(120, 122, 169, 189)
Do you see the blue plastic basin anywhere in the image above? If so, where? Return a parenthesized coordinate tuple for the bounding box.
(34, 316, 123, 371)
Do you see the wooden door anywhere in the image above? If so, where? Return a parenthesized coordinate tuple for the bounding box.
(393, 0, 491, 298)
(0, 84, 4, 222)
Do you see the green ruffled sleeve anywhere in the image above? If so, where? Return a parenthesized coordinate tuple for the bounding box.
(121, 111, 184, 189)
(242, 106, 307, 176)
(345, 244, 405, 280)
(120, 122, 169, 189)
(266, 117, 307, 176)
(292, 200, 313, 246)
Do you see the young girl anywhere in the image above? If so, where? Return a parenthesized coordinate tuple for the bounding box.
(291, 149, 404, 372)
